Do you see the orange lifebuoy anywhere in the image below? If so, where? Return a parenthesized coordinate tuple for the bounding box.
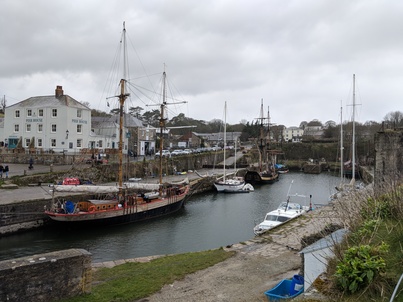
(88, 206, 96, 212)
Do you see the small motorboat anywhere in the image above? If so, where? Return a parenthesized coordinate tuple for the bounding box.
(253, 180, 311, 235)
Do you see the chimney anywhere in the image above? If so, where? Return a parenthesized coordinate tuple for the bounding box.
(55, 86, 64, 97)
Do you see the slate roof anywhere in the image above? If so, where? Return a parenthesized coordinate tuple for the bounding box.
(8, 95, 90, 110)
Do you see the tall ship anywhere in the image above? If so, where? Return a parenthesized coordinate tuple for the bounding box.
(244, 100, 280, 185)
(45, 23, 190, 227)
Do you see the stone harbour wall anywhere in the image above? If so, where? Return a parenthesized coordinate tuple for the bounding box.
(0, 249, 92, 302)
(0, 199, 49, 235)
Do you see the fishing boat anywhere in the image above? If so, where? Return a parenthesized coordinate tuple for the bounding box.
(214, 102, 254, 193)
(253, 181, 311, 235)
(244, 100, 279, 185)
(45, 23, 190, 227)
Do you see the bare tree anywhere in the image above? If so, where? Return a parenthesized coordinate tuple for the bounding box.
(383, 111, 403, 128)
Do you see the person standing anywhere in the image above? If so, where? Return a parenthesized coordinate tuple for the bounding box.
(4, 165, 9, 178)
(0, 164, 3, 178)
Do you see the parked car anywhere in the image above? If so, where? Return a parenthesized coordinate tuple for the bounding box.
(155, 150, 171, 158)
(171, 149, 185, 156)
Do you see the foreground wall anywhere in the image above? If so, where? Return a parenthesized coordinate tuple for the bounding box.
(0, 249, 92, 302)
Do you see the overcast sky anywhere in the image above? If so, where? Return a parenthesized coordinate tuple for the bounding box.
(1, 0, 402, 127)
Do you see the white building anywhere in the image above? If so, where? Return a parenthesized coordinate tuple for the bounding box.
(283, 126, 304, 142)
(4, 86, 94, 152)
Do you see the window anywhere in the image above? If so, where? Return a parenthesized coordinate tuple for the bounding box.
(26, 124, 31, 132)
(15, 110, 20, 118)
(38, 124, 43, 132)
(51, 139, 56, 147)
(98, 140, 103, 148)
(52, 109, 57, 117)
(38, 109, 43, 117)
(77, 124, 82, 133)
(77, 139, 82, 148)
(27, 109, 32, 117)
(51, 124, 57, 132)
(77, 109, 82, 118)
(14, 124, 19, 132)
(37, 138, 42, 147)
(25, 138, 30, 147)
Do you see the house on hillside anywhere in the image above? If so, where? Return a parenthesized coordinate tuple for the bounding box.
(302, 125, 324, 141)
(283, 126, 304, 142)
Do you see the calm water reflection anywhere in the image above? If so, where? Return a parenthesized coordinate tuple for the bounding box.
(0, 172, 339, 263)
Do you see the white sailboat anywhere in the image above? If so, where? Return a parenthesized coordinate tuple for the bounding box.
(331, 75, 363, 200)
(214, 102, 254, 193)
(343, 74, 362, 182)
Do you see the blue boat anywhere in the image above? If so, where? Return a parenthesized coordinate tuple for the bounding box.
(264, 275, 304, 301)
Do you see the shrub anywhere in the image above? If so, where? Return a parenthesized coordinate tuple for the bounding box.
(335, 243, 388, 294)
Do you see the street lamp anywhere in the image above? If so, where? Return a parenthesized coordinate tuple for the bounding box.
(66, 129, 69, 139)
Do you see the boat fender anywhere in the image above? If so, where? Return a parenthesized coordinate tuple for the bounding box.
(88, 205, 96, 212)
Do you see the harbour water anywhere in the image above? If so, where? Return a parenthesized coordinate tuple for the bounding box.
(0, 172, 340, 263)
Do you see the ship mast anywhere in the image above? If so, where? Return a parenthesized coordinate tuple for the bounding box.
(350, 74, 356, 185)
(159, 71, 167, 186)
(256, 99, 268, 172)
(340, 102, 344, 184)
(148, 70, 186, 190)
(117, 22, 130, 191)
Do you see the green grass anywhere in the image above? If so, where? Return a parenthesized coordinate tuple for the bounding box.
(62, 248, 235, 302)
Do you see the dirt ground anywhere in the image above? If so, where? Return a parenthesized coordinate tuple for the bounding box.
(132, 204, 343, 302)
